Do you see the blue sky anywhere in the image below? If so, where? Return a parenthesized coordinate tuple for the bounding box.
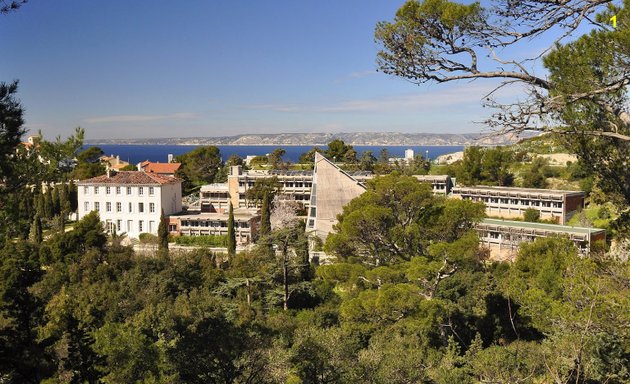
(1, 1, 560, 140)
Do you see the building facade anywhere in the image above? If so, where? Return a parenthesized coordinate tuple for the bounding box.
(476, 218, 606, 260)
(306, 153, 367, 240)
(77, 171, 182, 238)
(196, 165, 448, 213)
(168, 208, 260, 244)
(413, 175, 453, 195)
(452, 186, 585, 224)
(200, 183, 231, 213)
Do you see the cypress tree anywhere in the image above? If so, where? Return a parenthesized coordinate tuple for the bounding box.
(29, 213, 42, 243)
(60, 183, 71, 214)
(260, 191, 271, 237)
(44, 187, 53, 219)
(158, 210, 169, 251)
(36, 193, 45, 217)
(68, 180, 78, 212)
(51, 186, 60, 216)
(227, 202, 236, 256)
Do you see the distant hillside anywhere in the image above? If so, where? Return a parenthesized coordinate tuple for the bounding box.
(87, 131, 535, 146)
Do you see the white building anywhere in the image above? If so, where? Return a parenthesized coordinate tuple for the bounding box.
(77, 170, 182, 238)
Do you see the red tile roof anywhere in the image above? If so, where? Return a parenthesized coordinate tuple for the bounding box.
(78, 171, 180, 185)
(142, 162, 181, 174)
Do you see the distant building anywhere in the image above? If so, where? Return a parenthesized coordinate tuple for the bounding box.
(452, 186, 585, 225)
(168, 208, 260, 244)
(100, 154, 130, 171)
(388, 148, 415, 164)
(477, 218, 606, 260)
(138, 160, 181, 178)
(77, 170, 182, 238)
(413, 175, 453, 195)
(306, 153, 367, 240)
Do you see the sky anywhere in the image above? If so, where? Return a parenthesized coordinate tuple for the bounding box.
(1, 1, 564, 140)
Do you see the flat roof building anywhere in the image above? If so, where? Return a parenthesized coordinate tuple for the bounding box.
(168, 208, 260, 244)
(476, 218, 605, 260)
(452, 185, 585, 225)
(413, 175, 453, 195)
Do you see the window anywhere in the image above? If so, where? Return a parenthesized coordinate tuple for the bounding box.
(116, 187, 121, 194)
(149, 187, 154, 196)
(127, 187, 132, 195)
(138, 220, 144, 232)
(83, 186, 89, 194)
(94, 202, 100, 211)
(149, 221, 155, 233)
(128, 202, 133, 213)
(139, 203, 144, 213)
(106, 202, 112, 212)
(149, 203, 155, 213)
(94, 186, 99, 194)
(116, 220, 122, 232)
(139, 187, 144, 196)
(84, 202, 89, 211)
(127, 220, 132, 232)
(106, 186, 111, 194)
(116, 202, 122, 212)
(168, 224, 177, 232)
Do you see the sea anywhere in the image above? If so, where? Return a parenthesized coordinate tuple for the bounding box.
(85, 144, 465, 165)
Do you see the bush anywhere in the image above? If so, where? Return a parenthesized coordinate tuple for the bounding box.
(174, 235, 228, 247)
(138, 233, 158, 244)
(523, 208, 541, 223)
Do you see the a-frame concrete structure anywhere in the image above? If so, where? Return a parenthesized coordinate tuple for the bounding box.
(306, 153, 367, 240)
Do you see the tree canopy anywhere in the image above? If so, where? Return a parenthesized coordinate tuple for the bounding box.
(376, 0, 630, 211)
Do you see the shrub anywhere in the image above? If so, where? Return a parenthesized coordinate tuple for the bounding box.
(174, 235, 228, 247)
(523, 208, 540, 223)
(138, 233, 158, 244)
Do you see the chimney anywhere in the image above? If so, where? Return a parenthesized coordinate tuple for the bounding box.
(168, 153, 174, 163)
(107, 168, 111, 178)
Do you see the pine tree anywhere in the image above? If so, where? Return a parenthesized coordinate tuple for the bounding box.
(227, 202, 236, 256)
(29, 213, 42, 243)
(260, 191, 271, 237)
(158, 210, 169, 251)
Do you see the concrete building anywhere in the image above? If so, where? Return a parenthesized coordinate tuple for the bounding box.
(476, 218, 606, 260)
(452, 186, 585, 225)
(413, 175, 453, 195)
(306, 153, 367, 240)
(77, 170, 182, 238)
(228, 166, 313, 208)
(168, 208, 260, 244)
(200, 183, 231, 213)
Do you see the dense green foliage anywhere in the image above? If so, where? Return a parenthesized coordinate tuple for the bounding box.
(175, 146, 223, 195)
(174, 234, 228, 247)
(1, 180, 628, 383)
